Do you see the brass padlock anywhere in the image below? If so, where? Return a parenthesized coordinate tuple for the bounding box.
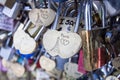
(81, 0, 107, 71)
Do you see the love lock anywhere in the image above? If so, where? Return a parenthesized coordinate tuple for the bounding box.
(112, 57, 120, 71)
(81, 0, 107, 71)
(29, 8, 56, 27)
(105, 75, 119, 80)
(13, 21, 37, 54)
(39, 52, 56, 71)
(64, 54, 83, 79)
(2, 59, 25, 77)
(43, 1, 82, 58)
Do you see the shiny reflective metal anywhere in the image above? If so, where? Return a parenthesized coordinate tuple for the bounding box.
(81, 0, 107, 71)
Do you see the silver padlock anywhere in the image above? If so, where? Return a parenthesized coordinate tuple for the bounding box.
(2, 0, 23, 19)
(0, 37, 15, 60)
(0, 21, 20, 60)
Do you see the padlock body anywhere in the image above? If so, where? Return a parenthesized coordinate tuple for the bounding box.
(81, 30, 98, 71)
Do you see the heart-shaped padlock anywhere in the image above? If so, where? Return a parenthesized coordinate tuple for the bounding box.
(112, 57, 120, 70)
(2, 59, 25, 77)
(64, 62, 83, 79)
(29, 8, 56, 26)
(13, 22, 37, 54)
(43, 1, 82, 58)
(39, 56, 56, 71)
(105, 75, 119, 80)
(14, 20, 45, 58)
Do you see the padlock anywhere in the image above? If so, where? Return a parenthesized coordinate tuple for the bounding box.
(0, 5, 14, 31)
(81, 0, 107, 71)
(2, 59, 25, 77)
(112, 57, 120, 71)
(64, 54, 83, 79)
(2, 1, 23, 19)
(43, 2, 64, 57)
(105, 75, 119, 80)
(29, 8, 56, 27)
(39, 52, 56, 71)
(13, 20, 45, 57)
(0, 36, 15, 60)
(43, 1, 82, 58)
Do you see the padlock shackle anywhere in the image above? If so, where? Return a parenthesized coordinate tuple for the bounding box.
(52, 2, 63, 30)
(34, 25, 45, 41)
(23, 20, 31, 31)
(93, 1, 106, 28)
(84, 0, 92, 30)
(101, 2, 106, 28)
(74, 1, 83, 32)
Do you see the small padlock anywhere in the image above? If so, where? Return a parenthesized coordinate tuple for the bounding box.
(112, 57, 120, 71)
(14, 20, 45, 58)
(29, 8, 56, 27)
(0, 35, 15, 60)
(105, 75, 119, 80)
(39, 52, 56, 71)
(2, 1, 23, 19)
(0, 5, 14, 31)
(43, 1, 82, 58)
(2, 59, 25, 77)
(64, 54, 83, 79)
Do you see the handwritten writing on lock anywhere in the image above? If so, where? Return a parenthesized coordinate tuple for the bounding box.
(0, 5, 14, 31)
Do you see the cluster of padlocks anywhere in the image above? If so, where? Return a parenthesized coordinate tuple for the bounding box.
(0, 0, 120, 80)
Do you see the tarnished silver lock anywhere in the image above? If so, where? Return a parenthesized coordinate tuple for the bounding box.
(0, 36, 15, 60)
(0, 21, 20, 60)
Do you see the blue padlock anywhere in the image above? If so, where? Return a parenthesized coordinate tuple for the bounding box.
(53, 0, 68, 2)
(16, 45, 42, 59)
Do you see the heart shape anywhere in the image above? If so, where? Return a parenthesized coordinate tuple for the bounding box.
(43, 30, 60, 56)
(64, 62, 83, 78)
(43, 30, 82, 58)
(29, 8, 56, 26)
(2, 59, 25, 77)
(13, 30, 36, 54)
(39, 56, 56, 71)
(59, 31, 82, 58)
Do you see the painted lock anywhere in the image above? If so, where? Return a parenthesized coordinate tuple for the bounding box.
(29, 8, 56, 26)
(39, 56, 56, 71)
(43, 1, 82, 58)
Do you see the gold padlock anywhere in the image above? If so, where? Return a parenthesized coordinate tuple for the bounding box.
(81, 0, 107, 71)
